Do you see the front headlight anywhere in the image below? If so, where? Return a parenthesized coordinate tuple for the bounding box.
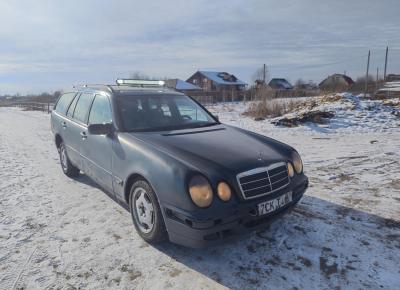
(292, 151, 303, 173)
(188, 175, 213, 207)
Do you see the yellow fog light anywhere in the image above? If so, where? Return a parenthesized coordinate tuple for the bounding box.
(292, 151, 303, 174)
(188, 175, 213, 207)
(217, 182, 232, 201)
(287, 162, 294, 177)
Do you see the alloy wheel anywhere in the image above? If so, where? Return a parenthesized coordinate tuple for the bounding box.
(132, 187, 155, 234)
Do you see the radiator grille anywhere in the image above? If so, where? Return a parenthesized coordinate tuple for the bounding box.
(237, 162, 290, 200)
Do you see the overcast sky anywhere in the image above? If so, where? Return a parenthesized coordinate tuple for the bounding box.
(0, 0, 399, 94)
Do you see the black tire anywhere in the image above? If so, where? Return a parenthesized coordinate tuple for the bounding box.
(59, 142, 80, 177)
(129, 179, 167, 243)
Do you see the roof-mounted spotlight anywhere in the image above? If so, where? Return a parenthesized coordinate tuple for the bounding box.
(116, 79, 165, 87)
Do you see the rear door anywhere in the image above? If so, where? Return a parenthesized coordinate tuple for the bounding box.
(81, 94, 114, 193)
(66, 92, 95, 168)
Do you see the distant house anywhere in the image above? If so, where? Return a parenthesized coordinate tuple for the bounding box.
(186, 71, 247, 92)
(164, 79, 201, 92)
(268, 78, 293, 90)
(295, 83, 316, 90)
(386, 74, 400, 82)
(376, 79, 400, 98)
(319, 74, 354, 91)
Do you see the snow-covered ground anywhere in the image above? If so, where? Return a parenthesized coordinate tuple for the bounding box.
(1, 95, 399, 290)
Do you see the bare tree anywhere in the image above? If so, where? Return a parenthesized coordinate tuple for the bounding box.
(129, 71, 152, 80)
(0, 90, 63, 103)
(294, 78, 306, 88)
(251, 65, 269, 84)
(352, 75, 376, 92)
(308, 80, 317, 89)
(128, 71, 170, 81)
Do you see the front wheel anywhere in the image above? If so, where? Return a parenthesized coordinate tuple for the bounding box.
(59, 142, 80, 177)
(129, 179, 167, 243)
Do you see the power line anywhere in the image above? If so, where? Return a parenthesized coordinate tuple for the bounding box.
(271, 54, 367, 71)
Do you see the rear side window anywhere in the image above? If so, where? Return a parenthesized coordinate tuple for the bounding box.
(55, 93, 76, 115)
(88, 94, 112, 124)
(73, 93, 95, 123)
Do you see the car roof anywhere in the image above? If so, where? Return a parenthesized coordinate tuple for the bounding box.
(72, 84, 183, 97)
(110, 85, 181, 96)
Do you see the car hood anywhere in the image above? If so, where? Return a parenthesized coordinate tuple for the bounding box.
(131, 124, 291, 173)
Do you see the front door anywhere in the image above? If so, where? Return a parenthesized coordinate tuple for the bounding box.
(81, 94, 114, 193)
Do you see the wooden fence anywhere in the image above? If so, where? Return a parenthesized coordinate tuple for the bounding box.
(186, 88, 322, 104)
(187, 90, 247, 104)
(0, 102, 54, 113)
(374, 90, 400, 99)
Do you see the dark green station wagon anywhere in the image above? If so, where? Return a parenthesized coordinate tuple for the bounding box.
(51, 79, 308, 248)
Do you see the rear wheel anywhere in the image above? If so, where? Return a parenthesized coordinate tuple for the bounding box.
(129, 179, 167, 243)
(59, 142, 80, 177)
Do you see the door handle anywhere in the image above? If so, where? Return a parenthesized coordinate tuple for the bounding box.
(61, 121, 67, 129)
(80, 131, 87, 140)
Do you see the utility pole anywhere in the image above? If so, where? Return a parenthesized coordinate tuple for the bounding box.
(365, 50, 370, 96)
(376, 67, 379, 92)
(263, 64, 266, 84)
(384, 46, 388, 81)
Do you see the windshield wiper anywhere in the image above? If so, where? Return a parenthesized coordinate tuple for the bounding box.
(184, 122, 219, 129)
(128, 122, 219, 133)
(128, 125, 180, 132)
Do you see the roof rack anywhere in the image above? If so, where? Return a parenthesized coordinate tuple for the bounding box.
(116, 79, 165, 87)
(73, 84, 114, 93)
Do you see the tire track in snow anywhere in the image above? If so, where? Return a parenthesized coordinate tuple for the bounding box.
(1, 107, 399, 290)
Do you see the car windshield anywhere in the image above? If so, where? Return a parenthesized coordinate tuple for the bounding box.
(117, 94, 218, 132)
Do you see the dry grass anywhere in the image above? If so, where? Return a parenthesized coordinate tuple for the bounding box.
(244, 98, 316, 119)
(382, 99, 400, 109)
(320, 95, 343, 102)
(243, 99, 298, 119)
(243, 94, 344, 119)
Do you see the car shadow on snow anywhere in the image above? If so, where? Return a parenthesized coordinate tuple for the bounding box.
(72, 173, 129, 210)
(73, 173, 99, 188)
(153, 195, 400, 290)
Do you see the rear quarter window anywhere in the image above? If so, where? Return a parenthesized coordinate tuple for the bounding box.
(55, 93, 76, 115)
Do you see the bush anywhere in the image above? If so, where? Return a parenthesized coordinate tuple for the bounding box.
(243, 99, 298, 118)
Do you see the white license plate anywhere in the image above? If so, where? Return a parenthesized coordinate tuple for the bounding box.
(258, 191, 293, 216)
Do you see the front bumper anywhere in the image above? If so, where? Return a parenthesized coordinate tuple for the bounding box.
(164, 176, 308, 248)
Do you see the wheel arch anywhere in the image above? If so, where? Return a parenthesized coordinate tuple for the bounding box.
(55, 134, 63, 149)
(124, 173, 149, 205)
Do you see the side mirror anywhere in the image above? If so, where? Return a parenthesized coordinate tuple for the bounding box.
(214, 115, 219, 121)
(88, 123, 112, 135)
